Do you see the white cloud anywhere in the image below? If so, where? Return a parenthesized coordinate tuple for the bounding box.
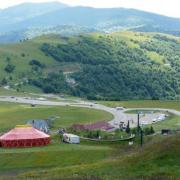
(0, 0, 180, 18)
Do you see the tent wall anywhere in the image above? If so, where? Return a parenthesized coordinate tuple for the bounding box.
(0, 137, 50, 148)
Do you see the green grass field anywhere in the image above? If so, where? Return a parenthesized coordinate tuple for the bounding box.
(152, 114, 180, 131)
(11, 134, 179, 180)
(0, 142, 112, 174)
(0, 102, 113, 132)
(0, 102, 115, 178)
(0, 101, 178, 179)
(100, 100, 180, 111)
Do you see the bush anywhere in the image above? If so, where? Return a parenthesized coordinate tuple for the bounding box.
(4, 64, 15, 73)
(29, 59, 45, 68)
(143, 126, 155, 135)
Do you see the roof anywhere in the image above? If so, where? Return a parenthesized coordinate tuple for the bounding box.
(0, 125, 50, 141)
(85, 121, 111, 130)
(27, 119, 49, 131)
(72, 124, 85, 130)
(72, 121, 114, 131)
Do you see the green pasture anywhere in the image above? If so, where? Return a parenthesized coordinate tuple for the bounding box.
(0, 102, 113, 132)
(100, 100, 180, 111)
(0, 101, 179, 179)
(16, 134, 180, 180)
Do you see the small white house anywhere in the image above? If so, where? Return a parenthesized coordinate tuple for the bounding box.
(63, 133, 80, 144)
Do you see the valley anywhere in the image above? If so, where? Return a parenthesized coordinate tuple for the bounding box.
(0, 94, 179, 179)
(0, 2, 179, 179)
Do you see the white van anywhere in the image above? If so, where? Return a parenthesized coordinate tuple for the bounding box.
(63, 133, 80, 144)
(116, 107, 124, 110)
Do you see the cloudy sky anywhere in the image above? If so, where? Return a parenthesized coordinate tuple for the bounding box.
(0, 0, 180, 18)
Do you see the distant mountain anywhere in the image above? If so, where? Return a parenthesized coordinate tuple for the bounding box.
(0, 3, 180, 43)
(0, 25, 97, 43)
(23, 7, 180, 33)
(0, 2, 68, 31)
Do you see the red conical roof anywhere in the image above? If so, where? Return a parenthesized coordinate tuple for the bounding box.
(0, 125, 50, 140)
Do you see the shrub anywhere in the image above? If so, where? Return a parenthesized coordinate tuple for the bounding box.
(4, 64, 15, 73)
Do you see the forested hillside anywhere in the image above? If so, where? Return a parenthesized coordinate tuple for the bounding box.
(0, 32, 179, 100)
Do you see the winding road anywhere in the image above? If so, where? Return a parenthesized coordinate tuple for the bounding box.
(0, 96, 179, 128)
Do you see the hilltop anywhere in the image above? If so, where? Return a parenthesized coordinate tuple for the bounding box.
(0, 31, 179, 100)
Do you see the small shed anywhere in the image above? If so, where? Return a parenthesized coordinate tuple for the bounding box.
(27, 119, 49, 133)
(63, 133, 80, 144)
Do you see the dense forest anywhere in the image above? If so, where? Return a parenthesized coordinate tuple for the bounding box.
(28, 32, 180, 100)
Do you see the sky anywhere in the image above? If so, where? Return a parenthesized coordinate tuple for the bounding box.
(0, 0, 180, 18)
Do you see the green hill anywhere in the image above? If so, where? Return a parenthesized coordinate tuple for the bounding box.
(0, 31, 179, 100)
(1, 134, 179, 179)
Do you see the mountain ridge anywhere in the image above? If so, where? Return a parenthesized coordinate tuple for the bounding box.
(0, 3, 180, 43)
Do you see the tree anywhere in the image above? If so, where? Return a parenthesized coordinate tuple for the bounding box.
(150, 126, 155, 134)
(29, 59, 45, 68)
(6, 57, 11, 63)
(126, 120, 130, 134)
(4, 64, 15, 73)
(1, 78, 7, 85)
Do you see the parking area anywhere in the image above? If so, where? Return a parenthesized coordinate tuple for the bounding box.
(124, 111, 169, 127)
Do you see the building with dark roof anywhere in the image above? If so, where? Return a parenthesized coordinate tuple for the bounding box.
(72, 121, 115, 132)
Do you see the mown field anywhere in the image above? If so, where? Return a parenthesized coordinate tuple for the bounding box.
(0, 141, 113, 175)
(0, 102, 114, 178)
(0, 102, 113, 132)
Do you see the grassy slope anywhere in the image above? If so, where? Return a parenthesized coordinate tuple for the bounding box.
(15, 134, 180, 180)
(0, 40, 55, 81)
(112, 31, 178, 64)
(0, 35, 80, 83)
(0, 142, 112, 174)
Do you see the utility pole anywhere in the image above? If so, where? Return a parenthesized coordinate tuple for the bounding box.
(140, 128, 143, 147)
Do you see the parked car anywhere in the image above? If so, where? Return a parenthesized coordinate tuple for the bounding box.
(116, 107, 124, 110)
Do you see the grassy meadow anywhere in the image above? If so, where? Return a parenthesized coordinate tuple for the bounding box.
(9, 134, 180, 179)
(0, 99, 178, 179)
(0, 102, 115, 177)
(152, 114, 180, 131)
(0, 102, 113, 132)
(100, 100, 180, 111)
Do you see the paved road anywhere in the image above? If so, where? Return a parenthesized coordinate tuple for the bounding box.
(0, 96, 179, 128)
